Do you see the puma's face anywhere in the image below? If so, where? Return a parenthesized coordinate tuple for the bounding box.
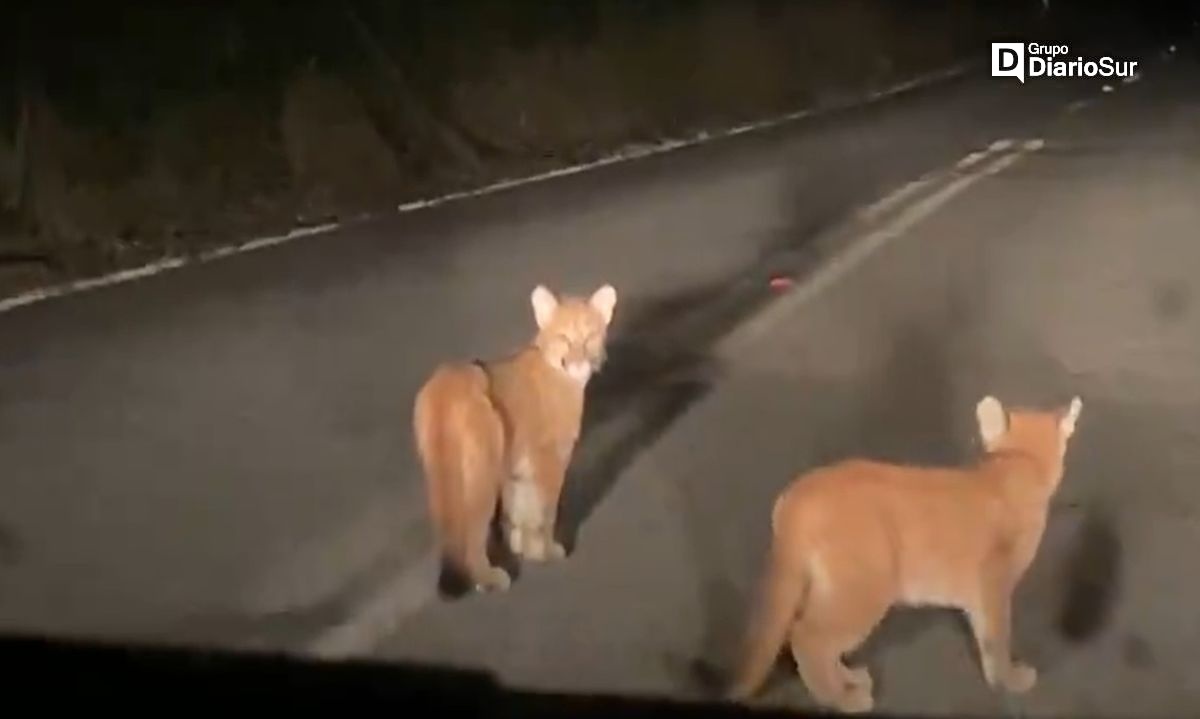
(530, 284, 618, 385)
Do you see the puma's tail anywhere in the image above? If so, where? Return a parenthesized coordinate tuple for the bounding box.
(725, 546, 810, 701)
(413, 379, 474, 600)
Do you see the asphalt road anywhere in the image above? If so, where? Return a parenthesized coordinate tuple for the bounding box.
(369, 46, 1200, 718)
(0, 36, 1196, 717)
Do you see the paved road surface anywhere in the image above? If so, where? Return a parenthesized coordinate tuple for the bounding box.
(371, 46, 1200, 717)
(0, 35, 1196, 717)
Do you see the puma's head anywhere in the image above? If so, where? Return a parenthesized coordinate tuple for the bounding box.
(976, 394, 1083, 488)
(529, 284, 618, 385)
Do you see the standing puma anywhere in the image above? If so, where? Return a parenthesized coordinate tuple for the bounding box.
(412, 284, 618, 595)
(725, 395, 1084, 713)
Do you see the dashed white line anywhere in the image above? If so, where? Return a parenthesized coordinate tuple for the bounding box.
(306, 550, 441, 659)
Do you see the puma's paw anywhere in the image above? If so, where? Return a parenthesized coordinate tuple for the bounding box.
(835, 683, 874, 714)
(478, 567, 512, 593)
(1003, 661, 1038, 694)
(523, 535, 548, 562)
(846, 666, 874, 696)
(546, 540, 567, 561)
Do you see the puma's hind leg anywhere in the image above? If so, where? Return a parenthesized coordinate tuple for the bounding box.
(416, 364, 512, 595)
(463, 512, 511, 592)
(789, 625, 876, 714)
(787, 571, 890, 714)
(454, 396, 512, 593)
(436, 481, 510, 594)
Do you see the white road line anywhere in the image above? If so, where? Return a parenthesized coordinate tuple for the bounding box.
(0, 221, 342, 315)
(241, 492, 418, 616)
(305, 550, 440, 659)
(1065, 99, 1093, 114)
(717, 139, 1044, 357)
(0, 63, 972, 318)
(956, 149, 994, 170)
(857, 176, 940, 224)
(857, 138, 1017, 224)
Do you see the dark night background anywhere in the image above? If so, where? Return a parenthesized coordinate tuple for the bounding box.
(0, 1, 1190, 295)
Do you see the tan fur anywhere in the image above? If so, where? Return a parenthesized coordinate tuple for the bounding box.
(412, 283, 618, 594)
(727, 395, 1084, 713)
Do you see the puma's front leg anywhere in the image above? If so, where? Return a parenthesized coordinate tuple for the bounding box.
(499, 458, 542, 559)
(501, 471, 545, 560)
(526, 444, 570, 561)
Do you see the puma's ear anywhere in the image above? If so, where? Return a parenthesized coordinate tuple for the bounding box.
(976, 395, 1008, 449)
(589, 284, 618, 325)
(531, 285, 559, 329)
(1060, 396, 1083, 437)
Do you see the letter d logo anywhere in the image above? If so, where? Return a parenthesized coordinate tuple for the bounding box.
(992, 43, 1025, 83)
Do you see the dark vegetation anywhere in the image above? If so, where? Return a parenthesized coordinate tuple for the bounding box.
(0, 1, 1047, 295)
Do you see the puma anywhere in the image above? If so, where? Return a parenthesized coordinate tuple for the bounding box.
(725, 395, 1083, 713)
(412, 284, 618, 595)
